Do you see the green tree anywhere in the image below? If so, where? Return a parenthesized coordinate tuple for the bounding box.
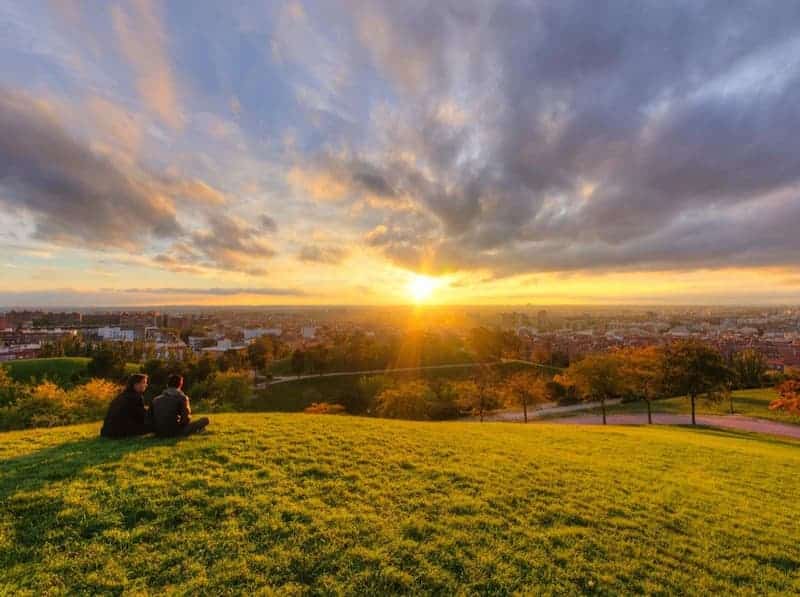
(291, 349, 306, 377)
(564, 353, 625, 425)
(87, 348, 126, 381)
(662, 340, 731, 425)
(731, 349, 767, 390)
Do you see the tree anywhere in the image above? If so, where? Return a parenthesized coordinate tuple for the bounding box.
(731, 349, 767, 390)
(770, 380, 800, 415)
(291, 349, 306, 377)
(618, 346, 663, 424)
(87, 349, 126, 381)
(247, 336, 274, 372)
(469, 327, 503, 362)
(464, 364, 501, 422)
(375, 380, 434, 420)
(661, 340, 731, 425)
(504, 371, 548, 423)
(563, 353, 625, 424)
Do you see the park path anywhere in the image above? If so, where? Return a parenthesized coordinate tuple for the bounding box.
(476, 399, 623, 422)
(544, 413, 800, 440)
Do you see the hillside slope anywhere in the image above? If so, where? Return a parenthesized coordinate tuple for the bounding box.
(2, 415, 799, 595)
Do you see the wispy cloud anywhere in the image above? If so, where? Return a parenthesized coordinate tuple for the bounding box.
(112, 0, 181, 128)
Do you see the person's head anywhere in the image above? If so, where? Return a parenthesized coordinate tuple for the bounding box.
(167, 374, 184, 390)
(126, 373, 148, 394)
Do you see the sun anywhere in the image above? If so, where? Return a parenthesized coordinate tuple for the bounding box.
(407, 274, 438, 303)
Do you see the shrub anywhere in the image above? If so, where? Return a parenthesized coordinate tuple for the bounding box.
(304, 402, 346, 415)
(375, 381, 435, 420)
(0, 378, 120, 430)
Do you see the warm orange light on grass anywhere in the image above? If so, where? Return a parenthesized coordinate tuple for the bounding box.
(406, 274, 439, 303)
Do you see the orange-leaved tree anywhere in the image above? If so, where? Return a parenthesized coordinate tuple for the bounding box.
(618, 346, 663, 424)
(770, 380, 800, 415)
(504, 371, 548, 423)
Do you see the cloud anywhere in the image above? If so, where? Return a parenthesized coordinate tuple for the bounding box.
(112, 0, 181, 128)
(118, 287, 305, 296)
(0, 88, 181, 249)
(259, 215, 278, 232)
(293, 1, 800, 277)
(0, 88, 234, 255)
(297, 243, 348, 265)
(155, 214, 276, 276)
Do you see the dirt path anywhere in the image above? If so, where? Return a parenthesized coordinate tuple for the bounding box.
(545, 413, 800, 440)
(477, 399, 623, 422)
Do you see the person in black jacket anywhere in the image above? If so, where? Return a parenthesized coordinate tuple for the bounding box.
(100, 373, 153, 438)
(152, 374, 209, 437)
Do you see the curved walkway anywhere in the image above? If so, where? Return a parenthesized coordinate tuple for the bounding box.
(545, 413, 800, 440)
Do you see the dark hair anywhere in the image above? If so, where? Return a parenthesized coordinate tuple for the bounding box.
(167, 374, 184, 388)
(126, 373, 148, 391)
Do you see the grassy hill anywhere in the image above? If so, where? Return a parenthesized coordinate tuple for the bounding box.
(3, 357, 141, 386)
(2, 415, 799, 594)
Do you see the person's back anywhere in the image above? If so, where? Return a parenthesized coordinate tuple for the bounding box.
(101, 374, 152, 438)
(152, 375, 209, 437)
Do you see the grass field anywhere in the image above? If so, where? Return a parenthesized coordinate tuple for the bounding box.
(572, 388, 800, 425)
(3, 358, 141, 386)
(2, 414, 799, 594)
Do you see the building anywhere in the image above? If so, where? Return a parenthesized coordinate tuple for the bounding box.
(301, 326, 317, 340)
(243, 327, 282, 340)
(97, 326, 135, 342)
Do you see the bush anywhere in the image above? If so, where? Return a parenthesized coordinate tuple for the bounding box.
(0, 378, 118, 430)
(304, 402, 346, 415)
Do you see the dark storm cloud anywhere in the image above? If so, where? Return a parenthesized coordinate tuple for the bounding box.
(315, 1, 800, 275)
(0, 89, 181, 249)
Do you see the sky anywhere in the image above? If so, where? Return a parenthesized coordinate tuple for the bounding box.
(2, 1, 800, 307)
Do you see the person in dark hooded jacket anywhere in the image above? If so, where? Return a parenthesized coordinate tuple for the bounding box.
(101, 373, 153, 438)
(152, 374, 209, 437)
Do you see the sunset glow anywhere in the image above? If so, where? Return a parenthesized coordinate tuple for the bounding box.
(407, 275, 439, 304)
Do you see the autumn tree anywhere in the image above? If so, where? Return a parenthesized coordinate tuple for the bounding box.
(661, 340, 731, 425)
(563, 353, 625, 424)
(731, 349, 767, 390)
(769, 380, 800, 415)
(504, 371, 548, 423)
(375, 380, 434, 420)
(618, 346, 663, 424)
(453, 365, 501, 421)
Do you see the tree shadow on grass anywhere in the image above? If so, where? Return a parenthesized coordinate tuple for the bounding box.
(0, 434, 179, 502)
(0, 433, 186, 577)
(687, 425, 800, 448)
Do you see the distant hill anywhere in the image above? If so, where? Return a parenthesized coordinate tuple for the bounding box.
(2, 414, 799, 594)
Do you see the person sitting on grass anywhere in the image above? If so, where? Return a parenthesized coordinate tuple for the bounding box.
(101, 373, 153, 438)
(152, 374, 209, 437)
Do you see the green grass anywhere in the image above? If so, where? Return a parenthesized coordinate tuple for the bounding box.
(2, 414, 799, 594)
(587, 388, 800, 424)
(4, 358, 141, 387)
(3, 357, 91, 385)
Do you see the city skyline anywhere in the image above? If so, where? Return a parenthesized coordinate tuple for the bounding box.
(3, 2, 800, 306)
